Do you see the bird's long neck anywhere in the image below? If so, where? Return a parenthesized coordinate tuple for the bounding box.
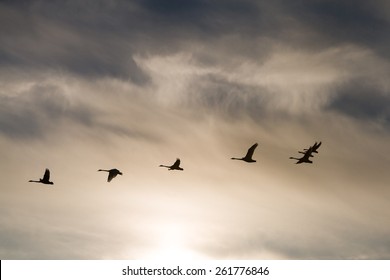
(29, 180, 40, 183)
(231, 157, 242, 160)
(159, 165, 170, 168)
(98, 169, 110, 172)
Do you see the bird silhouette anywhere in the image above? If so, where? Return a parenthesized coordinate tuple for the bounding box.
(305, 141, 322, 153)
(98, 168, 123, 182)
(29, 168, 54, 185)
(298, 141, 322, 156)
(290, 147, 314, 164)
(231, 143, 258, 163)
(159, 158, 184, 171)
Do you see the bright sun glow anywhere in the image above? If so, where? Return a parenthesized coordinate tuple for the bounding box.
(141, 223, 206, 260)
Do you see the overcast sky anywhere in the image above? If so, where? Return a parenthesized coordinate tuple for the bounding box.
(1, 0, 390, 260)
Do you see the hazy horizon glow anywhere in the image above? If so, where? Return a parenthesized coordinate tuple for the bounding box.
(1, 0, 390, 259)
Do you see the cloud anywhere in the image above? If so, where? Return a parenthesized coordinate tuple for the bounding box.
(0, 74, 164, 142)
(0, 201, 147, 259)
(283, 0, 390, 58)
(0, 1, 150, 84)
(196, 181, 390, 260)
(1, 0, 390, 260)
(0, 79, 95, 139)
(326, 79, 390, 127)
(137, 44, 390, 126)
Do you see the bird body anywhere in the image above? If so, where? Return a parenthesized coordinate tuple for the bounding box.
(231, 143, 258, 163)
(98, 168, 123, 182)
(159, 158, 184, 171)
(29, 168, 54, 185)
(290, 147, 314, 164)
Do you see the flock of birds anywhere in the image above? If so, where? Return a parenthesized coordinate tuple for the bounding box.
(289, 141, 322, 164)
(28, 141, 322, 185)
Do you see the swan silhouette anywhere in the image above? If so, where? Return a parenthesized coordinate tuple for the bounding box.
(159, 158, 184, 171)
(29, 168, 54, 185)
(98, 168, 123, 182)
(305, 141, 322, 153)
(298, 141, 322, 157)
(231, 143, 258, 163)
(290, 147, 314, 164)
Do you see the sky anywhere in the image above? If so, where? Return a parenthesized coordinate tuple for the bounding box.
(1, 0, 390, 260)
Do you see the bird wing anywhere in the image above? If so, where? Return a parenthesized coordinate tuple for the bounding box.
(107, 170, 117, 182)
(172, 158, 181, 169)
(245, 143, 258, 158)
(43, 169, 50, 181)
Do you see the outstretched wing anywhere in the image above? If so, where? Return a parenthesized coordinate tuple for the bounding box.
(245, 143, 258, 158)
(172, 158, 181, 169)
(43, 168, 50, 181)
(107, 170, 117, 182)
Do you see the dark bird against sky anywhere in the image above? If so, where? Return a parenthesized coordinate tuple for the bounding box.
(290, 144, 318, 164)
(98, 168, 123, 182)
(306, 141, 322, 154)
(301, 141, 322, 154)
(28, 168, 54, 185)
(159, 158, 184, 171)
(231, 143, 258, 163)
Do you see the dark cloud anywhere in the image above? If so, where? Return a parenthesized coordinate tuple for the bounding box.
(1, 0, 388, 82)
(0, 0, 289, 80)
(0, 83, 94, 139)
(0, 80, 163, 141)
(326, 79, 390, 126)
(1, 0, 389, 137)
(282, 0, 390, 57)
(138, 0, 264, 35)
(0, 1, 150, 84)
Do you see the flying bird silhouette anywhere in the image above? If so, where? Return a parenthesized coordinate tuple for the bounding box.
(290, 147, 314, 164)
(304, 141, 322, 153)
(98, 168, 123, 182)
(231, 143, 258, 163)
(159, 158, 184, 171)
(298, 141, 322, 157)
(29, 168, 54, 185)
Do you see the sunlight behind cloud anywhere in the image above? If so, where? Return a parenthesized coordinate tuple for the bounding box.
(138, 223, 207, 260)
